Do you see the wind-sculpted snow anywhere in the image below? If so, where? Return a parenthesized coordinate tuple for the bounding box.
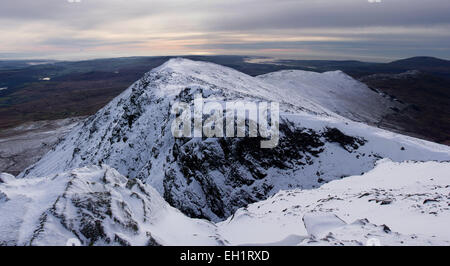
(0, 165, 223, 246)
(18, 58, 450, 221)
(218, 160, 450, 246)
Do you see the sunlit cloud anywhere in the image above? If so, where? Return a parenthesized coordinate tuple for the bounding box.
(0, 0, 449, 61)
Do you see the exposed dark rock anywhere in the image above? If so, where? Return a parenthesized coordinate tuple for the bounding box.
(0, 191, 8, 202)
(163, 121, 328, 220)
(423, 199, 439, 204)
(323, 127, 366, 152)
(382, 224, 392, 233)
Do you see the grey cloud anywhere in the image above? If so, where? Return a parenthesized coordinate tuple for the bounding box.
(184, 33, 450, 60)
(2, 0, 450, 30)
(0, 0, 168, 29)
(201, 0, 450, 31)
(1, 0, 450, 60)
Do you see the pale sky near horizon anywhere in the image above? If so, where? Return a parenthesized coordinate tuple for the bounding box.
(1, 0, 450, 62)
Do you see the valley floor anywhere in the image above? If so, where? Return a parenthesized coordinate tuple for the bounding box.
(0, 117, 84, 175)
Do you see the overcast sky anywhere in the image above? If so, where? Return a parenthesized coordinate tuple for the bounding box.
(1, 0, 449, 62)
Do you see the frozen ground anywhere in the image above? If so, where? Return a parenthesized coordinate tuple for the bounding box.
(217, 159, 450, 246)
(0, 160, 448, 246)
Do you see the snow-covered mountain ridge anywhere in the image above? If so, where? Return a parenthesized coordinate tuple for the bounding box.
(0, 165, 223, 246)
(258, 70, 403, 124)
(1, 160, 448, 245)
(15, 58, 450, 223)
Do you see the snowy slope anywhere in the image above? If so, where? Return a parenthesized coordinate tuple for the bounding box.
(258, 70, 402, 124)
(218, 159, 450, 246)
(17, 59, 450, 222)
(2, 160, 449, 246)
(0, 165, 223, 246)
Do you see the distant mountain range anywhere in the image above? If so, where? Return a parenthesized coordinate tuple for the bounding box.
(268, 56, 450, 77)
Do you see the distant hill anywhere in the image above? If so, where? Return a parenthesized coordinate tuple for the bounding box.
(260, 56, 450, 77)
(388, 56, 450, 68)
(385, 57, 450, 76)
(0, 60, 58, 71)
